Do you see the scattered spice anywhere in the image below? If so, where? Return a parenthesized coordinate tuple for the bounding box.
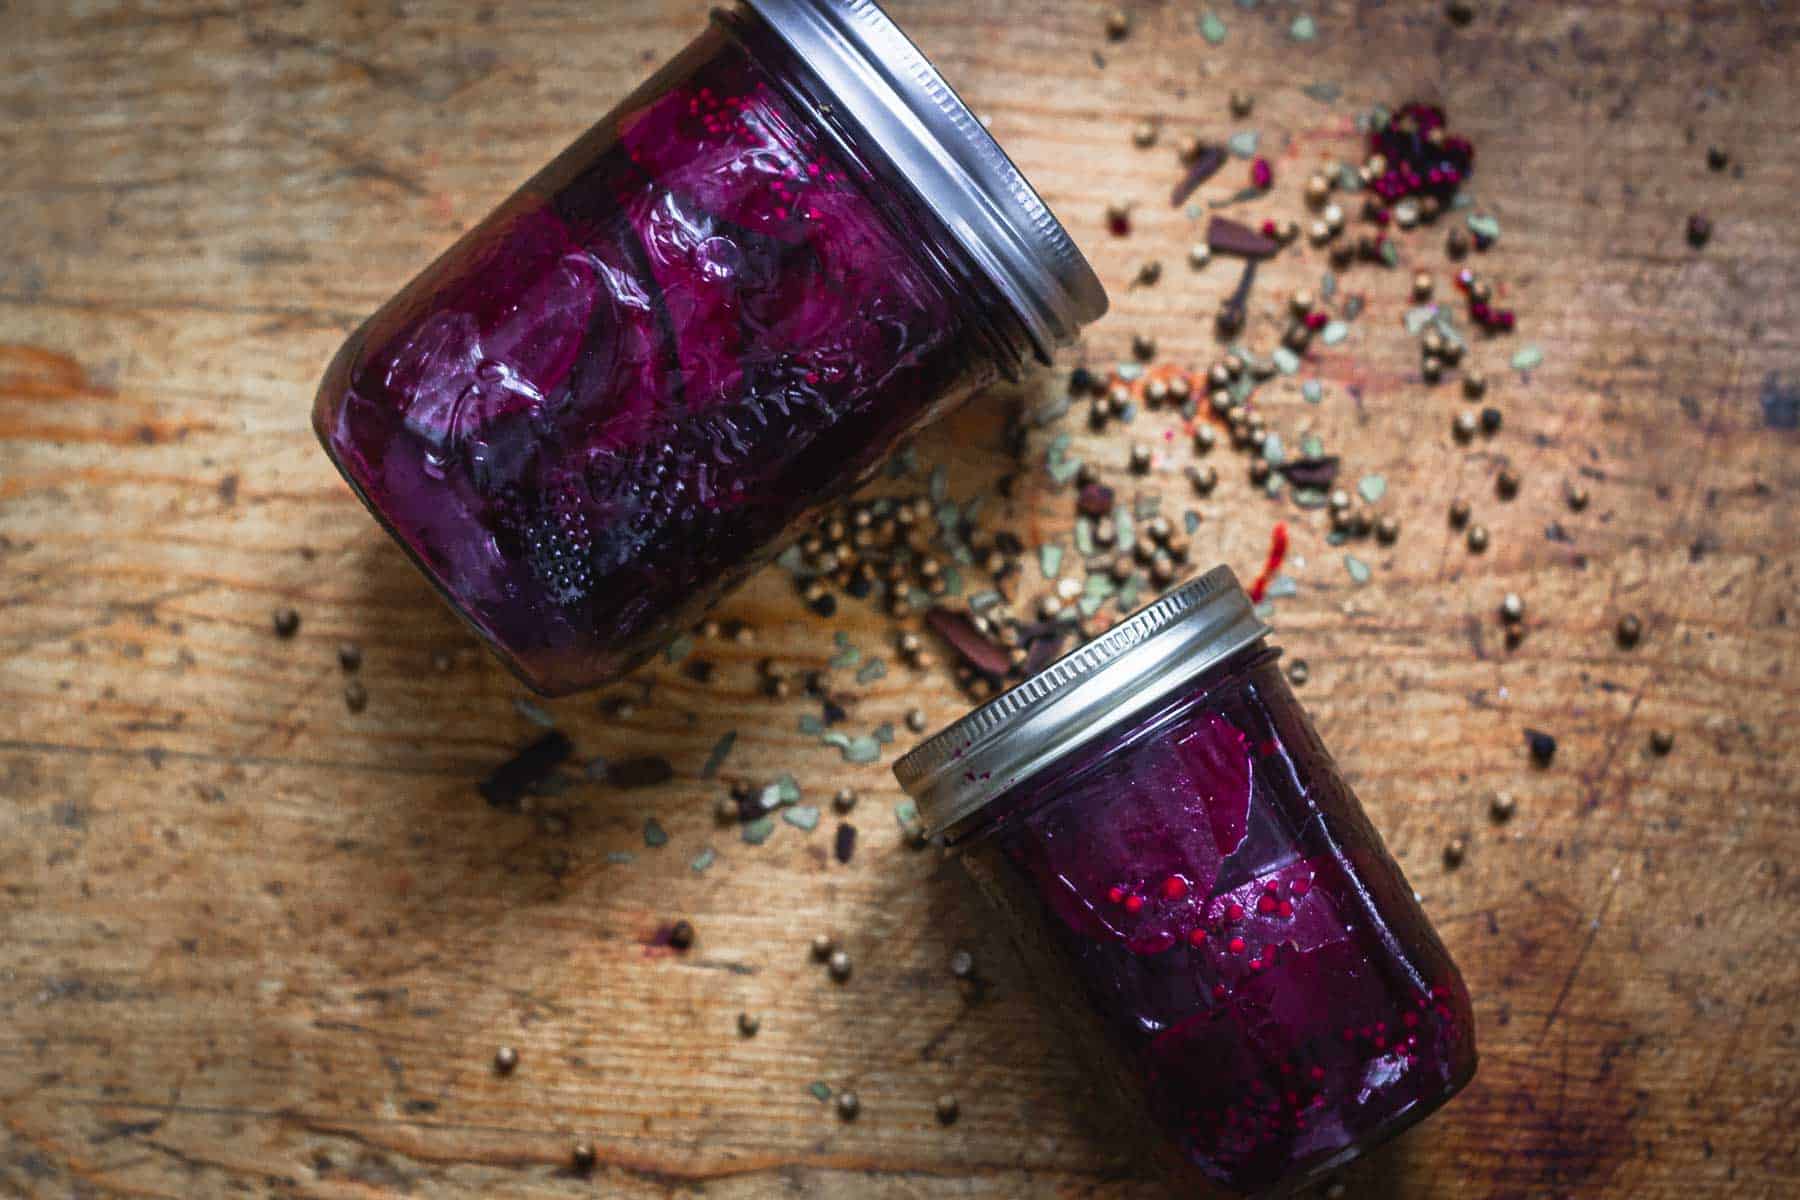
(1287, 659, 1310, 686)
(836, 1090, 861, 1120)
(272, 607, 300, 638)
(1490, 791, 1516, 821)
(479, 731, 573, 810)
(1525, 728, 1557, 764)
(1466, 524, 1490, 553)
(1247, 523, 1289, 604)
(643, 817, 670, 847)
(1207, 216, 1280, 259)
(1616, 613, 1643, 648)
(936, 1094, 961, 1125)
(1500, 593, 1525, 623)
(343, 680, 368, 713)
(811, 933, 836, 961)
(1171, 144, 1228, 207)
(828, 948, 853, 982)
(1686, 213, 1712, 248)
(609, 755, 675, 789)
(1443, 837, 1467, 868)
(1104, 7, 1129, 39)
(1650, 729, 1675, 755)
(1496, 467, 1520, 499)
(738, 1011, 761, 1037)
(835, 822, 857, 864)
(337, 642, 362, 672)
(667, 919, 695, 950)
(571, 1140, 597, 1175)
(494, 1046, 519, 1075)
(833, 787, 858, 813)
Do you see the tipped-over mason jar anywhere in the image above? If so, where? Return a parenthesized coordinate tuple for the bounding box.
(895, 568, 1476, 1194)
(314, 0, 1104, 694)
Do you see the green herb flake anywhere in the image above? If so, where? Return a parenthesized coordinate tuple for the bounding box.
(1265, 475, 1285, 498)
(1046, 431, 1073, 464)
(936, 501, 960, 532)
(690, 847, 716, 873)
(969, 589, 1002, 612)
(1466, 213, 1501, 244)
(1344, 554, 1372, 584)
(1321, 320, 1350, 346)
(1326, 529, 1349, 546)
(808, 1082, 832, 1103)
(1337, 164, 1363, 191)
(605, 850, 636, 865)
(1031, 393, 1071, 427)
(1266, 574, 1299, 599)
(798, 713, 823, 735)
(1227, 130, 1260, 158)
(1293, 487, 1328, 509)
(894, 800, 919, 830)
(1272, 347, 1301, 376)
(1358, 474, 1388, 503)
(1184, 510, 1202, 534)
(1300, 433, 1326, 459)
(775, 544, 808, 574)
(1116, 577, 1143, 612)
(1302, 379, 1323, 404)
(782, 805, 821, 831)
(1320, 270, 1337, 300)
(1253, 600, 1278, 621)
(842, 736, 882, 764)
(1039, 543, 1064, 579)
(1110, 507, 1133, 552)
(643, 818, 669, 848)
(742, 815, 776, 845)
(1048, 456, 1084, 484)
(1078, 594, 1105, 618)
(662, 635, 694, 665)
(855, 658, 888, 685)
(1084, 573, 1118, 600)
(829, 640, 862, 669)
(873, 722, 896, 745)
(1135, 493, 1162, 519)
(1201, 9, 1228, 43)
(1404, 305, 1438, 336)
(929, 464, 949, 503)
(700, 730, 737, 779)
(1290, 14, 1317, 40)
(1343, 294, 1366, 321)
(908, 587, 932, 610)
(1511, 345, 1545, 372)
(1379, 240, 1400, 267)
(942, 565, 963, 596)
(1116, 362, 1145, 382)
(1302, 81, 1341, 104)
(1262, 433, 1285, 463)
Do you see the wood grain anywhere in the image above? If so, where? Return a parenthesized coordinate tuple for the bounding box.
(3, 1, 1797, 1196)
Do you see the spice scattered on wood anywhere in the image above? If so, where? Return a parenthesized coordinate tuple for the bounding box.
(936, 1094, 961, 1125)
(1466, 524, 1490, 553)
(836, 1090, 861, 1120)
(336, 642, 362, 672)
(667, 919, 695, 951)
(343, 680, 367, 713)
(835, 822, 857, 864)
(494, 1046, 518, 1075)
(828, 948, 853, 982)
(1491, 791, 1516, 821)
(1650, 729, 1675, 755)
(1525, 728, 1557, 764)
(1686, 213, 1712, 247)
(737, 1011, 761, 1037)
(1616, 613, 1643, 648)
(272, 607, 300, 638)
(1207, 216, 1281, 259)
(1171, 145, 1227, 207)
(1247, 523, 1290, 604)
(571, 1140, 596, 1175)
(479, 731, 573, 810)
(1443, 837, 1467, 868)
(609, 755, 675, 789)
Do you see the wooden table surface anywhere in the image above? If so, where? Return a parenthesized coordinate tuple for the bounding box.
(4, 1, 1797, 1196)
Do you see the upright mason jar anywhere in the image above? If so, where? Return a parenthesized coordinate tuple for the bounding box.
(314, 0, 1105, 694)
(894, 568, 1476, 1195)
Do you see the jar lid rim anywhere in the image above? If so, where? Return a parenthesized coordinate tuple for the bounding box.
(742, 0, 1107, 358)
(893, 567, 1272, 836)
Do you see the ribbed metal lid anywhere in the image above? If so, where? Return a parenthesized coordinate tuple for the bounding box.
(743, 0, 1108, 360)
(893, 566, 1271, 837)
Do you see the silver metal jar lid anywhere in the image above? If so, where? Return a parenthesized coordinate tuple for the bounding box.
(892, 566, 1271, 837)
(743, 0, 1108, 360)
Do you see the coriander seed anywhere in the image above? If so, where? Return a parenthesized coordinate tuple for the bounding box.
(1480, 406, 1502, 433)
(738, 1011, 761, 1037)
(572, 1140, 597, 1174)
(1500, 593, 1524, 622)
(1616, 613, 1642, 648)
(828, 948, 853, 981)
(1452, 410, 1477, 440)
(1412, 271, 1434, 300)
(1443, 837, 1466, 868)
(668, 919, 695, 950)
(836, 1090, 861, 1120)
(344, 680, 368, 713)
(1304, 173, 1331, 208)
(1650, 729, 1675, 755)
(1375, 514, 1400, 543)
(1229, 90, 1254, 117)
(494, 1045, 519, 1075)
(272, 607, 301, 638)
(906, 707, 928, 733)
(1466, 524, 1489, 553)
(337, 642, 362, 672)
(1287, 659, 1310, 686)
(1490, 791, 1516, 821)
(1136, 259, 1162, 286)
(1496, 467, 1520, 499)
(715, 794, 740, 823)
(1132, 331, 1157, 360)
(1187, 464, 1219, 495)
(1104, 8, 1129, 39)
(936, 1094, 961, 1125)
(1132, 120, 1157, 148)
(1194, 425, 1217, 452)
(811, 933, 836, 960)
(1446, 227, 1470, 257)
(1290, 289, 1314, 316)
(1188, 242, 1212, 269)
(1566, 482, 1590, 511)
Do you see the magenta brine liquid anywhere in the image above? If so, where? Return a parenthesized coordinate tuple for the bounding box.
(313, 14, 1024, 694)
(952, 649, 1475, 1193)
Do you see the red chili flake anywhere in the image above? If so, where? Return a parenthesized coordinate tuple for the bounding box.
(1247, 522, 1290, 603)
(1260, 219, 1279, 239)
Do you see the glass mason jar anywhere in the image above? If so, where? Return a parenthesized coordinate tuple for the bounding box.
(894, 568, 1476, 1195)
(313, 0, 1105, 695)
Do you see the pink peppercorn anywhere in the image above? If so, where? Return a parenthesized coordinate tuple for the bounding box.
(1304, 311, 1327, 331)
(1251, 157, 1274, 190)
